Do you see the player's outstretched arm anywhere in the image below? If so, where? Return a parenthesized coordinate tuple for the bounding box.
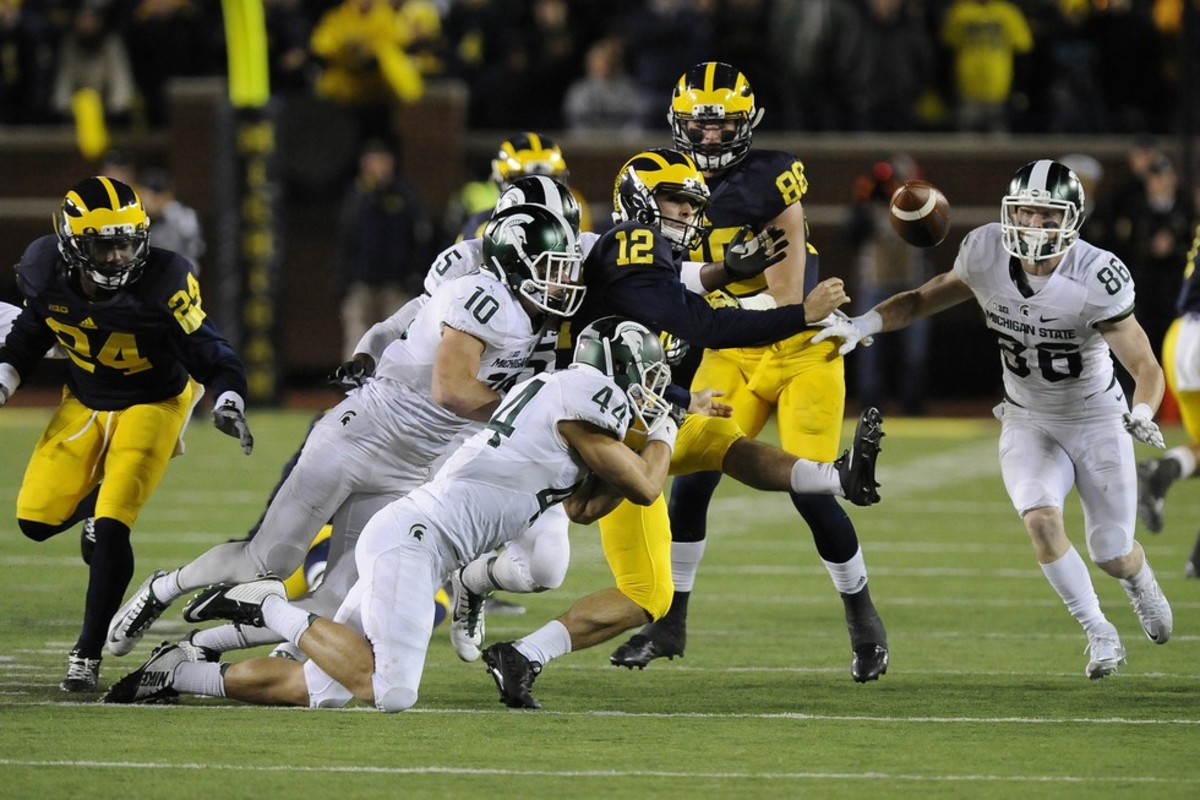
(559, 418, 676, 524)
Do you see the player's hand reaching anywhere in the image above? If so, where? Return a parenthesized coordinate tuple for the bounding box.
(801, 278, 849, 323)
(811, 310, 877, 356)
(723, 225, 788, 280)
(1123, 403, 1165, 449)
(212, 392, 254, 455)
(327, 353, 376, 390)
(688, 388, 732, 418)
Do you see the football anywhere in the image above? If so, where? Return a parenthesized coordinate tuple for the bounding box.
(889, 180, 951, 248)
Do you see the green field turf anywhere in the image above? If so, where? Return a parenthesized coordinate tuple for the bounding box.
(1, 408, 1197, 799)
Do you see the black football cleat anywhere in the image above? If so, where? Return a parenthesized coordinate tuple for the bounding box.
(100, 642, 184, 704)
(482, 642, 542, 709)
(851, 644, 889, 683)
(1137, 457, 1180, 534)
(609, 621, 686, 669)
(837, 407, 883, 506)
(844, 585, 888, 682)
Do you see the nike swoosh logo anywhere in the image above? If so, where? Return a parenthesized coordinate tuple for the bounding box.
(1040, 315, 1059, 323)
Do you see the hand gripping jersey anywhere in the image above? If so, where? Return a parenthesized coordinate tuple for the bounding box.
(404, 366, 631, 559)
(0, 235, 245, 410)
(689, 149, 818, 300)
(954, 223, 1135, 413)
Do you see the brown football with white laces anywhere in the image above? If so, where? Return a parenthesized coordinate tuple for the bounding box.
(889, 180, 950, 248)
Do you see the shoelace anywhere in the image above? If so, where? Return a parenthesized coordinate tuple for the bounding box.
(65, 657, 98, 679)
(1130, 586, 1166, 623)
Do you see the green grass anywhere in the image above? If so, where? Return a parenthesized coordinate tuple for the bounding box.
(1, 408, 1197, 799)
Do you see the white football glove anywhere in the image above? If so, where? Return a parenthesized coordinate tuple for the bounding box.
(212, 391, 255, 455)
(811, 310, 880, 355)
(0, 363, 20, 408)
(645, 415, 678, 455)
(1123, 403, 1165, 449)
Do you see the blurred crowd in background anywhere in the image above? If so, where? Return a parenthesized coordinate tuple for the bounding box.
(0, 0, 1194, 137)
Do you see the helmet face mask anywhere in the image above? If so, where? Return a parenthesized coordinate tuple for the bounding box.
(481, 204, 585, 317)
(56, 176, 150, 290)
(571, 316, 673, 442)
(1001, 160, 1085, 262)
(491, 132, 569, 190)
(669, 61, 763, 173)
(495, 175, 581, 234)
(613, 149, 709, 253)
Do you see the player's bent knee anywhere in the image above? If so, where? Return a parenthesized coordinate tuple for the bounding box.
(618, 578, 674, 621)
(375, 686, 418, 713)
(18, 519, 62, 542)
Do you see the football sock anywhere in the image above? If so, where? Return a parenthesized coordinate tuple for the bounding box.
(151, 570, 183, 604)
(173, 661, 226, 697)
(668, 471, 722, 543)
(515, 620, 571, 666)
(792, 493, 860, 563)
(659, 590, 690, 627)
(192, 623, 279, 653)
(789, 460, 840, 495)
(261, 594, 313, 646)
(824, 547, 869, 595)
(76, 518, 134, 657)
(1164, 446, 1195, 479)
(1040, 547, 1108, 633)
(670, 540, 706, 591)
(1119, 559, 1157, 596)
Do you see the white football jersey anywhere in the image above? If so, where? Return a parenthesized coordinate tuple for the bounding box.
(361, 272, 545, 454)
(954, 223, 1134, 412)
(405, 366, 632, 557)
(424, 232, 600, 297)
(0, 301, 18, 342)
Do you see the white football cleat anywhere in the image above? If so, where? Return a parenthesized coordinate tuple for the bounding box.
(1124, 576, 1173, 644)
(449, 567, 486, 662)
(1084, 625, 1126, 680)
(107, 570, 170, 657)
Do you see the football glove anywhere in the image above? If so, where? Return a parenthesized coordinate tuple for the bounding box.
(645, 415, 678, 455)
(327, 354, 375, 390)
(659, 331, 690, 366)
(1123, 403, 1165, 449)
(0, 363, 19, 407)
(213, 392, 254, 455)
(723, 225, 788, 281)
(811, 310, 881, 356)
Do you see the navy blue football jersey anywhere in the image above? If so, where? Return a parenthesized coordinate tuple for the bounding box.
(1177, 224, 1200, 316)
(0, 235, 247, 410)
(689, 149, 819, 297)
(563, 219, 810, 364)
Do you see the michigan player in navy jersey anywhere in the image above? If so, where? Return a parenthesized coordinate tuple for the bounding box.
(478, 149, 886, 709)
(0, 176, 252, 692)
(609, 62, 890, 682)
(1136, 222, 1200, 577)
